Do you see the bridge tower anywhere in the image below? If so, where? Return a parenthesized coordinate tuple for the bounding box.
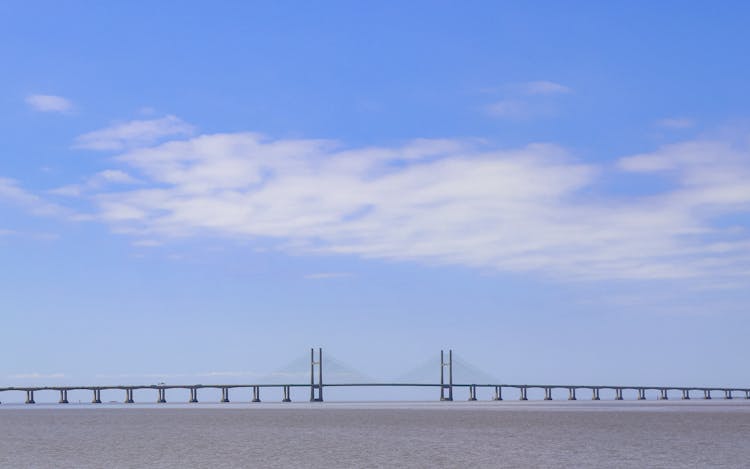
(310, 347, 323, 402)
(440, 349, 453, 401)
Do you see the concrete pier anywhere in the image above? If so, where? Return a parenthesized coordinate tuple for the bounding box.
(282, 385, 291, 402)
(682, 389, 690, 400)
(519, 387, 528, 400)
(493, 386, 502, 401)
(724, 389, 733, 400)
(125, 388, 134, 403)
(439, 349, 453, 401)
(637, 388, 646, 400)
(704, 389, 712, 399)
(25, 390, 35, 404)
(310, 348, 323, 402)
(568, 387, 576, 400)
(92, 389, 101, 404)
(59, 389, 68, 404)
(157, 388, 166, 403)
(189, 388, 198, 403)
(544, 387, 552, 400)
(659, 389, 668, 400)
(468, 385, 477, 401)
(252, 386, 261, 403)
(591, 388, 600, 400)
(745, 390, 750, 400)
(221, 387, 230, 403)
(615, 388, 623, 400)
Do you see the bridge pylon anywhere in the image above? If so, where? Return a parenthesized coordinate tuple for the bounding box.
(310, 347, 323, 402)
(440, 349, 453, 401)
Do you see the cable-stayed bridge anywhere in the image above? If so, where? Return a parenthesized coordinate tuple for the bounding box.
(2, 348, 748, 404)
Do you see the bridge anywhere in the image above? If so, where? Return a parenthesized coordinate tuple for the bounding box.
(2, 349, 748, 404)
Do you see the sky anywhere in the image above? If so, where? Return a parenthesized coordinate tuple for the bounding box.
(1, 1, 750, 401)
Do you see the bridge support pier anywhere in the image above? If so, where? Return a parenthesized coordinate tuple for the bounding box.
(252, 386, 261, 403)
(468, 385, 477, 401)
(59, 389, 68, 404)
(591, 388, 600, 400)
(282, 385, 291, 402)
(637, 388, 646, 400)
(568, 388, 576, 400)
(745, 390, 750, 400)
(544, 387, 552, 400)
(25, 390, 35, 404)
(440, 350, 453, 401)
(125, 388, 134, 403)
(310, 347, 324, 402)
(704, 389, 711, 400)
(221, 387, 230, 403)
(92, 389, 101, 404)
(189, 388, 197, 403)
(659, 389, 668, 400)
(682, 389, 690, 400)
(724, 390, 733, 400)
(519, 387, 528, 401)
(615, 388, 623, 400)
(493, 386, 502, 401)
(157, 388, 166, 403)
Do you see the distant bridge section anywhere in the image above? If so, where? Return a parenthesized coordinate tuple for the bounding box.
(1, 349, 748, 404)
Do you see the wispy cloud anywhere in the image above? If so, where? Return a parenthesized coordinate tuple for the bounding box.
(304, 272, 353, 280)
(50, 170, 139, 197)
(484, 80, 570, 119)
(485, 99, 554, 119)
(9, 372, 66, 379)
(26, 94, 72, 113)
(73, 115, 194, 151)
(517, 80, 571, 95)
(0, 177, 69, 217)
(656, 117, 695, 129)
(61, 123, 750, 283)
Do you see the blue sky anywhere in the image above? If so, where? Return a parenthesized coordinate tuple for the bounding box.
(1, 1, 750, 400)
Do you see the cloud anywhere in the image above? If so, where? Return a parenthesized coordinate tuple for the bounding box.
(484, 81, 570, 119)
(73, 115, 194, 151)
(26, 94, 72, 112)
(305, 272, 353, 280)
(59, 125, 749, 283)
(485, 99, 556, 119)
(518, 80, 571, 95)
(50, 169, 139, 197)
(0, 177, 68, 217)
(656, 117, 695, 129)
(9, 372, 65, 379)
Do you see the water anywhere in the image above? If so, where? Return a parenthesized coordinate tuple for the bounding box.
(1, 401, 749, 468)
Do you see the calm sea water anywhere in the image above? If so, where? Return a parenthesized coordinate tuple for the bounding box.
(1, 401, 748, 468)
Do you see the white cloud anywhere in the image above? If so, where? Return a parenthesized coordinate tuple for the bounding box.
(73, 115, 194, 151)
(66, 128, 750, 282)
(656, 117, 695, 129)
(50, 169, 139, 197)
(484, 81, 569, 119)
(518, 80, 571, 95)
(9, 372, 65, 379)
(485, 99, 536, 119)
(0, 177, 68, 217)
(305, 272, 353, 280)
(26, 94, 72, 112)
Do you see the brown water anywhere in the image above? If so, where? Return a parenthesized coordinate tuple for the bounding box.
(1, 401, 749, 468)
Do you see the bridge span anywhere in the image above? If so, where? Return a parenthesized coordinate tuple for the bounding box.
(2, 349, 748, 404)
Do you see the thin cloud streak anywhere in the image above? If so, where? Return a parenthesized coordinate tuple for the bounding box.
(74, 115, 194, 151)
(26, 94, 72, 112)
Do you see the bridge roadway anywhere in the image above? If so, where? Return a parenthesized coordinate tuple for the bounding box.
(2, 383, 750, 404)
